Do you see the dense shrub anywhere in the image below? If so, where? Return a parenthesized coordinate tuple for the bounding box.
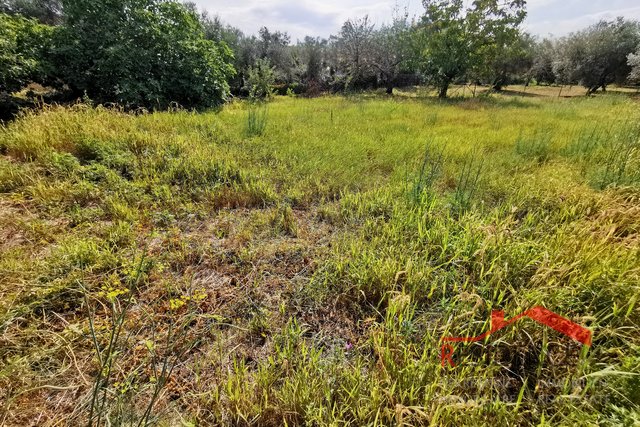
(50, 0, 235, 110)
(0, 12, 53, 94)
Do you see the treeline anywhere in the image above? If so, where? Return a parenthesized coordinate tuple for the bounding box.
(1, 0, 640, 113)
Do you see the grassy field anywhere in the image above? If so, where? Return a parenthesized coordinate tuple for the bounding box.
(0, 90, 639, 426)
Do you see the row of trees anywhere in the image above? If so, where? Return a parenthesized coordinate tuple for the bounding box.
(532, 19, 640, 94)
(1, 0, 640, 111)
(194, 0, 640, 99)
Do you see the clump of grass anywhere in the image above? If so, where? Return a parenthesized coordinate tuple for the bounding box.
(410, 142, 445, 206)
(593, 123, 640, 189)
(514, 128, 554, 164)
(564, 121, 640, 189)
(424, 111, 438, 126)
(451, 152, 484, 216)
(564, 126, 606, 160)
(246, 103, 268, 137)
(270, 202, 298, 237)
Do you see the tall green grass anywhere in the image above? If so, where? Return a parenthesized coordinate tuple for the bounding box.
(0, 93, 638, 425)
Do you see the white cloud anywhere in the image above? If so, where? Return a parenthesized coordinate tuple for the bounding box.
(526, 5, 640, 37)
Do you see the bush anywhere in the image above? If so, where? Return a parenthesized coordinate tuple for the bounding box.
(50, 0, 235, 110)
(0, 12, 53, 94)
(244, 58, 275, 101)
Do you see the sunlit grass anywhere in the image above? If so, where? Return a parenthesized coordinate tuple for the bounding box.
(0, 92, 639, 425)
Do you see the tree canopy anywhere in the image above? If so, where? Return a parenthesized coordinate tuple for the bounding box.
(0, 12, 52, 93)
(50, 0, 235, 109)
(553, 19, 640, 94)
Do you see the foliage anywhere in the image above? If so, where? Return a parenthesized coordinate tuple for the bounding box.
(468, 0, 528, 90)
(553, 18, 640, 94)
(371, 11, 415, 94)
(0, 12, 53, 94)
(50, 0, 235, 110)
(484, 31, 535, 89)
(530, 38, 557, 85)
(300, 36, 326, 83)
(244, 58, 276, 101)
(257, 26, 293, 82)
(629, 46, 640, 83)
(415, 0, 471, 98)
(416, 0, 527, 98)
(335, 16, 376, 90)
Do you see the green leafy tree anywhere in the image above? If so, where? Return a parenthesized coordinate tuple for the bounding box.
(0, 12, 53, 94)
(530, 38, 557, 85)
(554, 18, 640, 94)
(51, 0, 235, 109)
(244, 58, 275, 101)
(416, 0, 471, 98)
(468, 0, 527, 90)
(416, 0, 527, 97)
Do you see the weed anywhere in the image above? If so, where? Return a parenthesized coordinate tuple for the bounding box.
(452, 152, 484, 216)
(246, 102, 268, 137)
(410, 141, 445, 206)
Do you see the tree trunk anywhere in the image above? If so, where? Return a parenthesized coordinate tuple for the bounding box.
(386, 85, 393, 95)
(438, 80, 450, 98)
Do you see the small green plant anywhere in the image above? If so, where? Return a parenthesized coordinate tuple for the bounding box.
(245, 58, 276, 101)
(243, 59, 275, 137)
(410, 142, 445, 206)
(245, 103, 268, 137)
(452, 153, 484, 216)
(270, 202, 298, 237)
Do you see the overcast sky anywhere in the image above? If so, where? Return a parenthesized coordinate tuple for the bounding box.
(191, 0, 640, 41)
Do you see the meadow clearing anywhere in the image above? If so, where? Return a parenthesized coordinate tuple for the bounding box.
(0, 89, 639, 425)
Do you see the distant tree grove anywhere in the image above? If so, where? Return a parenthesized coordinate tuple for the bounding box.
(1, 0, 639, 111)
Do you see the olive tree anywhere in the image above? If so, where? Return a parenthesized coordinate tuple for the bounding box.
(335, 16, 376, 89)
(554, 18, 640, 94)
(371, 12, 414, 94)
(530, 39, 557, 85)
(629, 46, 640, 84)
(0, 0, 62, 25)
